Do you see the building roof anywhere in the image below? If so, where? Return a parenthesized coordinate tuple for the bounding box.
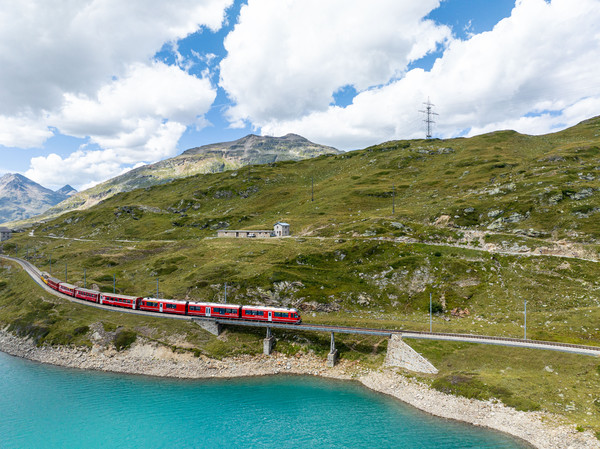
(218, 229, 273, 233)
(274, 222, 289, 226)
(0, 227, 11, 232)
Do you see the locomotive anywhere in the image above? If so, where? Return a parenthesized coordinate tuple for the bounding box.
(40, 272, 302, 324)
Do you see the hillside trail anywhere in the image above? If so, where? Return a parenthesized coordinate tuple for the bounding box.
(298, 227, 599, 263)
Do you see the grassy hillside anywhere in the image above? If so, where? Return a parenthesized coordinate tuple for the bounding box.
(22, 116, 600, 243)
(2, 116, 600, 435)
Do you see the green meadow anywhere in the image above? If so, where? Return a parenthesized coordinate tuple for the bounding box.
(2, 116, 600, 435)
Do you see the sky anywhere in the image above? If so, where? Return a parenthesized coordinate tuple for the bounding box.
(0, 0, 599, 191)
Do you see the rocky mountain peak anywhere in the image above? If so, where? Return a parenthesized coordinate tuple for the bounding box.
(56, 185, 77, 197)
(0, 173, 71, 224)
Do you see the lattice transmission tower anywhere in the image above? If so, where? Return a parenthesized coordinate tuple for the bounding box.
(419, 98, 439, 139)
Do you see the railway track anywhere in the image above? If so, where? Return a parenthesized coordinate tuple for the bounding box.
(2, 254, 600, 356)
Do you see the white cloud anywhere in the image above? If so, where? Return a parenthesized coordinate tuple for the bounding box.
(25, 62, 215, 189)
(220, 0, 450, 127)
(468, 96, 600, 137)
(232, 0, 600, 149)
(56, 62, 215, 155)
(25, 122, 185, 190)
(0, 114, 52, 148)
(0, 0, 233, 187)
(0, 0, 232, 116)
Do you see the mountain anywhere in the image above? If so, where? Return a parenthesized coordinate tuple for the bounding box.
(15, 133, 339, 226)
(0, 174, 72, 224)
(55, 185, 77, 197)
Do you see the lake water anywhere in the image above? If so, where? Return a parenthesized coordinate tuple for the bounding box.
(0, 351, 529, 448)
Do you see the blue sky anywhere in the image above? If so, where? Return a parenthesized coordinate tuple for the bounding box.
(0, 0, 598, 190)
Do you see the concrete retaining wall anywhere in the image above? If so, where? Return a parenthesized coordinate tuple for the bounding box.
(385, 334, 438, 374)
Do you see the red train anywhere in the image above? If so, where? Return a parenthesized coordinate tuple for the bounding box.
(40, 272, 302, 324)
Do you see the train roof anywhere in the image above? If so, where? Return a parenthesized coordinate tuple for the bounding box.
(142, 297, 188, 304)
(241, 305, 299, 313)
(42, 273, 62, 283)
(187, 301, 242, 308)
(75, 286, 100, 294)
(100, 293, 141, 300)
(59, 282, 77, 289)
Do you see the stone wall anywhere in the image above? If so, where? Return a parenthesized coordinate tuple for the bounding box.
(384, 334, 438, 374)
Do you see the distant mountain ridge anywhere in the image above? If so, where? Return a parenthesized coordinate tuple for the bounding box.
(55, 184, 77, 197)
(8, 133, 339, 227)
(0, 174, 76, 224)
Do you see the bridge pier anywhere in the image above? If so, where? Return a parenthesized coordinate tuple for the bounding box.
(193, 318, 222, 336)
(385, 334, 437, 374)
(327, 332, 339, 367)
(263, 327, 275, 355)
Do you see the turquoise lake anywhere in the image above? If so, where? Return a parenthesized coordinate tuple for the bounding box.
(0, 351, 529, 448)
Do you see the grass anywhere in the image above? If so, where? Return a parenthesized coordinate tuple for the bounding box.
(2, 117, 600, 435)
(410, 339, 600, 433)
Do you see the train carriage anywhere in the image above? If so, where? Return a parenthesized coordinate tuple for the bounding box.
(41, 273, 61, 291)
(187, 302, 241, 319)
(99, 293, 141, 309)
(241, 306, 301, 324)
(58, 282, 77, 297)
(74, 287, 100, 303)
(139, 298, 187, 315)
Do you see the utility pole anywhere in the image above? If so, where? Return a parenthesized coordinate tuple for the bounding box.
(113, 274, 116, 294)
(224, 282, 227, 304)
(524, 300, 527, 340)
(84, 268, 86, 288)
(419, 97, 439, 139)
(311, 176, 314, 202)
(429, 293, 432, 332)
(65, 262, 68, 283)
(156, 277, 159, 298)
(392, 184, 396, 214)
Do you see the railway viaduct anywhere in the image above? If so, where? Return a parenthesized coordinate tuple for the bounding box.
(3, 255, 600, 374)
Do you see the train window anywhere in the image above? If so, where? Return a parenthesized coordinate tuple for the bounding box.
(166, 304, 177, 309)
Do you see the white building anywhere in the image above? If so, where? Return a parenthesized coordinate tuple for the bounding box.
(274, 222, 290, 237)
(0, 227, 11, 241)
(217, 229, 274, 238)
(217, 222, 290, 238)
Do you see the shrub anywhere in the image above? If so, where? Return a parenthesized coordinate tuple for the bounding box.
(114, 330, 137, 351)
(73, 326, 89, 336)
(431, 301, 444, 315)
(95, 275, 114, 282)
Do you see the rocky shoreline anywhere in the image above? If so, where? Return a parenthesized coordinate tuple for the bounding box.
(1, 328, 597, 449)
